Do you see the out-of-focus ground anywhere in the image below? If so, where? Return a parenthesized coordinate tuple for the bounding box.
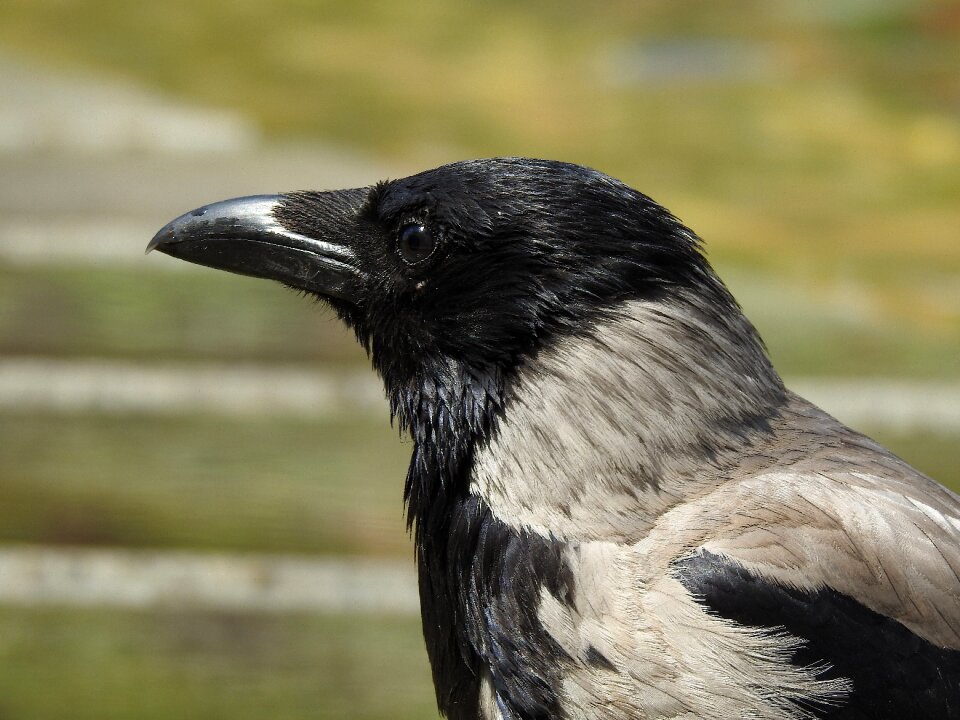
(0, 2, 957, 718)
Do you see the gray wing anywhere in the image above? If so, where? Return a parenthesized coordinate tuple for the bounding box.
(665, 396, 960, 717)
(689, 395, 960, 651)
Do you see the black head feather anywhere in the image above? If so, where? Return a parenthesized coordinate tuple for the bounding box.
(274, 157, 749, 521)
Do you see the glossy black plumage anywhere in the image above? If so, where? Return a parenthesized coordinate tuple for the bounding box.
(420, 495, 574, 720)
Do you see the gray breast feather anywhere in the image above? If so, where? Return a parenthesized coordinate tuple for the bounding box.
(536, 540, 852, 720)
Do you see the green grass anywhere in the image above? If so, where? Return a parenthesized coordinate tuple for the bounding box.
(0, 412, 411, 555)
(0, 606, 439, 720)
(1, 1, 956, 184)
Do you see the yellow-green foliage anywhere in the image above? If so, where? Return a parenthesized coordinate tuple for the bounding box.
(1, 1, 957, 365)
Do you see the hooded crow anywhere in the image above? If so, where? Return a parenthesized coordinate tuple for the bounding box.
(149, 158, 960, 719)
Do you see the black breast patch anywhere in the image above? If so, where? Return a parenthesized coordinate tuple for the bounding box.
(673, 550, 960, 719)
(417, 493, 576, 720)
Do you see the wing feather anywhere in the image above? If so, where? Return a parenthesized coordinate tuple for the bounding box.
(673, 549, 960, 718)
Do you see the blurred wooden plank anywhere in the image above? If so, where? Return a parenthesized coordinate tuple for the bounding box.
(0, 358, 385, 417)
(0, 546, 417, 613)
(1, 357, 959, 432)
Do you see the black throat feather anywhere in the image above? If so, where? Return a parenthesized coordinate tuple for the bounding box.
(378, 347, 577, 720)
(392, 356, 504, 534)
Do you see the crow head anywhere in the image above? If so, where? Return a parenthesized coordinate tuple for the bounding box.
(149, 158, 782, 524)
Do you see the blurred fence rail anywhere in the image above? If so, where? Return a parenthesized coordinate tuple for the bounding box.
(1, 356, 958, 433)
(789, 378, 960, 435)
(0, 357, 385, 417)
(0, 546, 418, 613)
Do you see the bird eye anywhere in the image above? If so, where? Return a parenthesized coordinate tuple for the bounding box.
(397, 223, 436, 265)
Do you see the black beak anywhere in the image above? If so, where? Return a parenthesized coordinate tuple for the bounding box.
(147, 194, 364, 301)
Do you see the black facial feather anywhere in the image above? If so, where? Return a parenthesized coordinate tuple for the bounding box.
(275, 158, 749, 507)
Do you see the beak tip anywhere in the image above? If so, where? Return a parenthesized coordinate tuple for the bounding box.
(146, 224, 177, 256)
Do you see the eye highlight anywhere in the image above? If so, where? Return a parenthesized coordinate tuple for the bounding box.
(397, 223, 436, 265)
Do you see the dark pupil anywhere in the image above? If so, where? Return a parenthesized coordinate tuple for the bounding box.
(398, 223, 435, 263)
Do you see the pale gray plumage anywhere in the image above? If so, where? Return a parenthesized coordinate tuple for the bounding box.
(473, 297, 960, 718)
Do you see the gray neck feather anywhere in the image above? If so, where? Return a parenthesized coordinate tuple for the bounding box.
(470, 295, 786, 541)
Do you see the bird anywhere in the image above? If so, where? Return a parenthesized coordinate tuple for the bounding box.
(148, 158, 960, 719)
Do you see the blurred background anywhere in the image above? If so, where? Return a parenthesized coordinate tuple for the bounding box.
(0, 1, 958, 718)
